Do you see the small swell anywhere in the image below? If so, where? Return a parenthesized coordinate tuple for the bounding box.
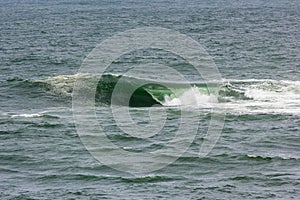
(120, 175, 175, 183)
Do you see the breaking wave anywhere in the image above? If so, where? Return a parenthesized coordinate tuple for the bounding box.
(7, 74, 300, 115)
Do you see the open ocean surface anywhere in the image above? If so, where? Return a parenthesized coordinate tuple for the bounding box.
(0, 0, 299, 199)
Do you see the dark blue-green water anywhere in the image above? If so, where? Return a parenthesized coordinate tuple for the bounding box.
(1, 0, 299, 199)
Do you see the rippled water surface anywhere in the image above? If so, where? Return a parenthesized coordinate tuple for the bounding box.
(0, 0, 299, 199)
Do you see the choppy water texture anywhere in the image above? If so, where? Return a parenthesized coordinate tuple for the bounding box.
(1, 0, 300, 199)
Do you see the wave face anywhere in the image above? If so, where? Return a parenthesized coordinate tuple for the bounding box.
(10, 74, 300, 115)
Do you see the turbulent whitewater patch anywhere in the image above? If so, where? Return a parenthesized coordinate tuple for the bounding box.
(40, 74, 96, 97)
(223, 79, 300, 115)
(162, 86, 218, 107)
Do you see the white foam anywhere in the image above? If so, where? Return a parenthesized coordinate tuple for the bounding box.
(11, 113, 44, 118)
(162, 87, 217, 107)
(161, 79, 300, 115)
(234, 80, 300, 115)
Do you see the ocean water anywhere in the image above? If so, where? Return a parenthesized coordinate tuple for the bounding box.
(1, 0, 300, 199)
